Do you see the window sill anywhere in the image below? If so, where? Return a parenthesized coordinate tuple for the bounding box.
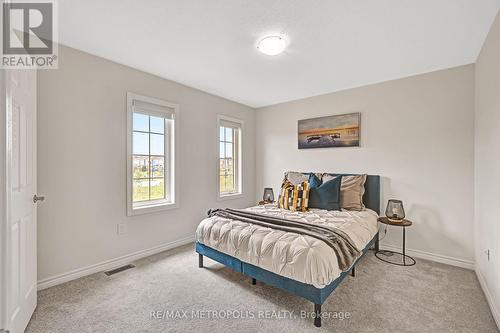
(127, 201, 179, 216)
(217, 193, 244, 201)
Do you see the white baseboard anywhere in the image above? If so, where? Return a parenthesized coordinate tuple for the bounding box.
(475, 268, 500, 329)
(379, 243, 475, 270)
(37, 235, 195, 290)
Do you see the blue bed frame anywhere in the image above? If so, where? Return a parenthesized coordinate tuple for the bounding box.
(196, 174, 380, 327)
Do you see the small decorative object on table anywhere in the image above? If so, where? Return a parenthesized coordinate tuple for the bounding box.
(263, 188, 274, 202)
(376, 199, 415, 266)
(385, 199, 405, 222)
(259, 188, 275, 205)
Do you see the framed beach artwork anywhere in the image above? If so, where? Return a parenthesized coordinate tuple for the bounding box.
(298, 112, 361, 149)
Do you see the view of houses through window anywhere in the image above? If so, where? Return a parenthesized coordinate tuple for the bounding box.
(132, 113, 167, 202)
(219, 125, 237, 194)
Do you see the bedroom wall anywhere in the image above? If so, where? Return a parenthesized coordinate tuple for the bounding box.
(255, 65, 475, 267)
(475, 10, 500, 326)
(37, 45, 256, 284)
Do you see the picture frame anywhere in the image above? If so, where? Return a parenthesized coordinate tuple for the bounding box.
(298, 112, 361, 149)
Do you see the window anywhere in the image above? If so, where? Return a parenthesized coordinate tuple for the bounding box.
(127, 93, 179, 216)
(217, 115, 243, 199)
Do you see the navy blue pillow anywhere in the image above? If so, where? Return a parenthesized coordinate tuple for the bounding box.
(308, 175, 342, 211)
(308, 173, 322, 187)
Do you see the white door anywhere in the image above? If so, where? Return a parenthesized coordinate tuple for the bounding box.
(3, 69, 38, 333)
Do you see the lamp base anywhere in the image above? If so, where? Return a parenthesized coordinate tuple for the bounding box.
(387, 217, 404, 223)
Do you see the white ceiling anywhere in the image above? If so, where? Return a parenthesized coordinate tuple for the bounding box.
(59, 0, 500, 108)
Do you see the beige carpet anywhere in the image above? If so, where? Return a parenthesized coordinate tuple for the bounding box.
(26, 244, 498, 333)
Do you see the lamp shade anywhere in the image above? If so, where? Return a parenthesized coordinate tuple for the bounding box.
(385, 199, 405, 221)
(263, 188, 274, 202)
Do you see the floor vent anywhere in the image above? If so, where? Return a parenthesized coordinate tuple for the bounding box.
(104, 264, 135, 276)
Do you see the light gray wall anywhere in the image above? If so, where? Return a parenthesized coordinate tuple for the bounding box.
(256, 65, 475, 265)
(37, 46, 256, 281)
(0, 70, 7, 327)
(475, 10, 500, 325)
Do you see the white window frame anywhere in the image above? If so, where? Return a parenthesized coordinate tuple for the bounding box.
(217, 114, 243, 201)
(127, 92, 179, 216)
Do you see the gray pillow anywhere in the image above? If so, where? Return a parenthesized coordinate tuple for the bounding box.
(284, 171, 309, 185)
(284, 171, 322, 185)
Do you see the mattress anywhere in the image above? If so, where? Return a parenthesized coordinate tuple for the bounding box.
(195, 204, 379, 288)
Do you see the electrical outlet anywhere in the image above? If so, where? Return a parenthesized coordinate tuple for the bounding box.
(117, 223, 127, 235)
(485, 249, 490, 261)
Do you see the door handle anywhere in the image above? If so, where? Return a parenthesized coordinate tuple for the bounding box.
(33, 195, 45, 203)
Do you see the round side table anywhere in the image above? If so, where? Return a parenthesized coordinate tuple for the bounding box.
(375, 217, 416, 266)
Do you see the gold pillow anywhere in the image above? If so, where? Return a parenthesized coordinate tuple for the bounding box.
(278, 180, 310, 212)
(323, 174, 367, 210)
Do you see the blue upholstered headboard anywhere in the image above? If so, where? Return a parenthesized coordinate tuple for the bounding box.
(293, 172, 381, 214)
(363, 175, 381, 214)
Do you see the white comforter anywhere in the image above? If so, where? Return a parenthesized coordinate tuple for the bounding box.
(196, 204, 379, 288)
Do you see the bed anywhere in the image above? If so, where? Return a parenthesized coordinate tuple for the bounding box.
(195, 174, 380, 327)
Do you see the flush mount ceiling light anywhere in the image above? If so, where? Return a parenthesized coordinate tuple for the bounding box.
(257, 36, 286, 56)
